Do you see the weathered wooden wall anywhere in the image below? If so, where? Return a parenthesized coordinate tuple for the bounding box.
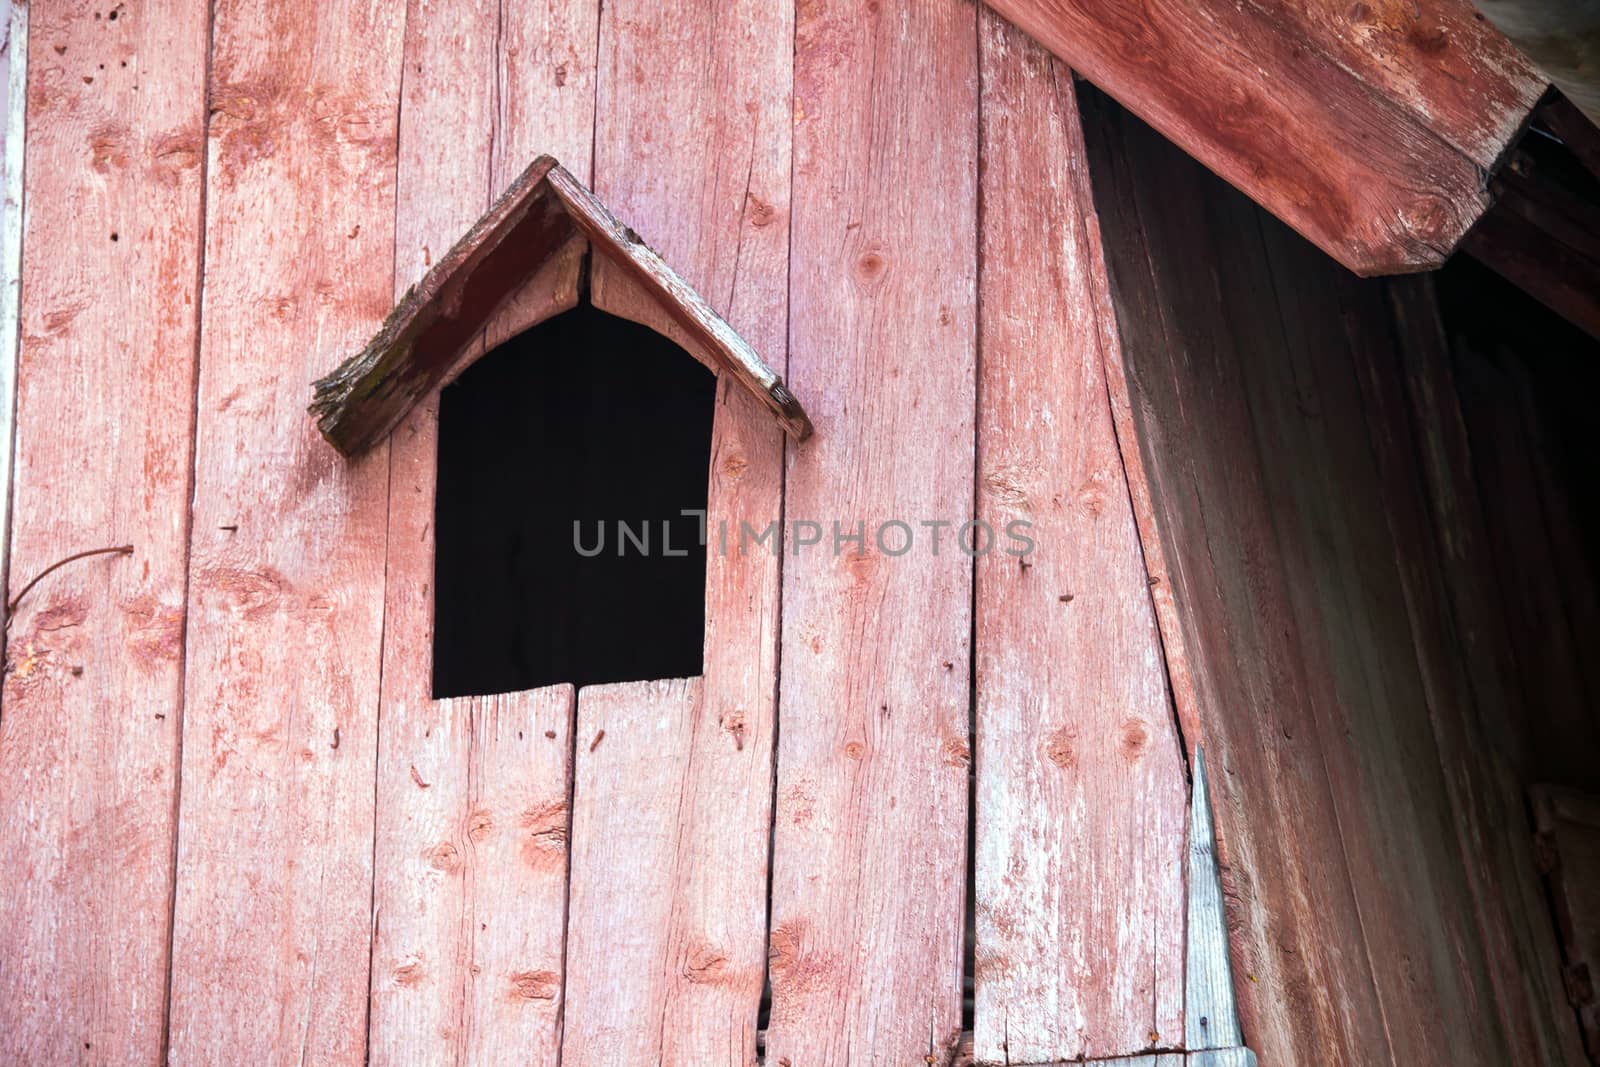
(1, 0, 206, 1060)
(368, 0, 591, 1061)
(973, 16, 1186, 1064)
(1081, 83, 1592, 1067)
(0, 1, 1591, 1064)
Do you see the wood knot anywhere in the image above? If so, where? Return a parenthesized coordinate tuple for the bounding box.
(519, 802, 569, 866)
(1408, 25, 1449, 54)
(508, 969, 560, 1001)
(684, 945, 730, 984)
(747, 193, 776, 227)
(852, 248, 887, 289)
(425, 841, 461, 872)
(393, 959, 425, 987)
(720, 711, 747, 751)
(1121, 718, 1150, 760)
(1045, 727, 1077, 770)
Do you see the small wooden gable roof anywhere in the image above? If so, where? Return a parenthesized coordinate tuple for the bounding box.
(310, 157, 812, 457)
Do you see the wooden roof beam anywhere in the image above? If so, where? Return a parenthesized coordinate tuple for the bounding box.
(309, 157, 812, 457)
(985, 0, 1546, 275)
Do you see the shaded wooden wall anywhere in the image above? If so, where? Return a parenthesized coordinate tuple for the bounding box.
(1081, 83, 1595, 1066)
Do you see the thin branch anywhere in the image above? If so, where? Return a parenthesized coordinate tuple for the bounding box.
(7, 544, 134, 616)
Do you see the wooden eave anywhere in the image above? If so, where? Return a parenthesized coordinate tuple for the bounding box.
(309, 156, 812, 457)
(984, 0, 1549, 276)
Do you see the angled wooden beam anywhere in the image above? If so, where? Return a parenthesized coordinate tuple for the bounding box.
(985, 0, 1544, 275)
(309, 158, 811, 457)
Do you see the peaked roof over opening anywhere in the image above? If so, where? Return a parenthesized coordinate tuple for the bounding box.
(310, 157, 812, 456)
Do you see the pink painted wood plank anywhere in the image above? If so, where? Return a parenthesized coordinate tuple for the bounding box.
(973, 15, 1186, 1062)
(393, 0, 598, 365)
(0, 0, 206, 1060)
(562, 676, 708, 1066)
(370, 687, 574, 1063)
(557, 0, 791, 1059)
(163, 0, 404, 1060)
(765, 0, 977, 1062)
(367, 0, 596, 1061)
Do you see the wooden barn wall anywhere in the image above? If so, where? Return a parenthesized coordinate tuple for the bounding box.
(1079, 83, 1591, 1067)
(367, 0, 593, 1062)
(1, 0, 208, 1059)
(0, 0, 1188, 1061)
(6, 1, 1589, 1064)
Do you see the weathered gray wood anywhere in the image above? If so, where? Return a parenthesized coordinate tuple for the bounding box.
(1179, 749, 1260, 1067)
(0, 0, 25, 634)
(1471, 0, 1598, 124)
(1189, 1050, 1258, 1067)
(1186, 749, 1244, 1053)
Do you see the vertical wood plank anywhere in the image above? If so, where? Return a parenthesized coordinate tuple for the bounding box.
(370, 687, 575, 1063)
(0, 0, 25, 629)
(1079, 87, 1389, 1067)
(973, 15, 1185, 1063)
(163, 0, 404, 1059)
(559, 0, 790, 1060)
(1451, 340, 1600, 785)
(368, 0, 596, 1061)
(766, 0, 977, 1062)
(0, 0, 206, 1060)
(1388, 279, 1591, 1067)
(563, 677, 706, 1066)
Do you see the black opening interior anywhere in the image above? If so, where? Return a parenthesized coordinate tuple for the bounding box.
(432, 301, 716, 699)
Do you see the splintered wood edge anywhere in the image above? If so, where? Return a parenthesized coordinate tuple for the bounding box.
(1186, 748, 1246, 1052)
(543, 164, 813, 440)
(309, 158, 812, 458)
(309, 155, 567, 456)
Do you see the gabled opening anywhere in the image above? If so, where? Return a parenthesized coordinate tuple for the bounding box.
(431, 302, 715, 699)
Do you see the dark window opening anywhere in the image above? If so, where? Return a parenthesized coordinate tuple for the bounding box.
(432, 302, 716, 699)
